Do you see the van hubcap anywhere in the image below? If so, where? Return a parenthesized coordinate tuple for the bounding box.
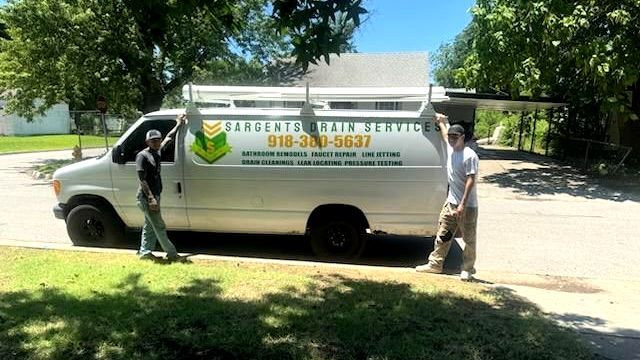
(327, 225, 351, 250)
(82, 218, 105, 241)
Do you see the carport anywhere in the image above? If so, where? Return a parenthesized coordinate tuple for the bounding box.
(439, 90, 633, 171)
(436, 90, 568, 156)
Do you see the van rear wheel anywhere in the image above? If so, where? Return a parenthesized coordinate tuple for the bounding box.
(310, 220, 364, 260)
(66, 204, 123, 247)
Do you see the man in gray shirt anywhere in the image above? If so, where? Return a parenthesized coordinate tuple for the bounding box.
(136, 114, 186, 261)
(416, 114, 479, 281)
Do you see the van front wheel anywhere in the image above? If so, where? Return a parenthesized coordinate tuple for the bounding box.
(310, 220, 364, 260)
(66, 204, 123, 247)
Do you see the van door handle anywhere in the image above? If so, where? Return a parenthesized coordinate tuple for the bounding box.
(176, 182, 182, 194)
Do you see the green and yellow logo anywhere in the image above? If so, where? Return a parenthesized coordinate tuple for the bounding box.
(191, 120, 232, 164)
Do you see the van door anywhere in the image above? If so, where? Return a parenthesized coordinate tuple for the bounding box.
(110, 118, 189, 229)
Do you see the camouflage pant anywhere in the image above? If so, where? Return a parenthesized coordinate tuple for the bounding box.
(428, 202, 478, 272)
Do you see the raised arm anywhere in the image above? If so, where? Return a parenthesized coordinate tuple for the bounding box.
(434, 113, 450, 142)
(161, 113, 187, 150)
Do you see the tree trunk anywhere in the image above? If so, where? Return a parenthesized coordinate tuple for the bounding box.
(632, 81, 640, 115)
(139, 72, 165, 114)
(141, 91, 164, 114)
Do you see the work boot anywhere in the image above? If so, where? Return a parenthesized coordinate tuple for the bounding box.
(165, 254, 187, 262)
(415, 263, 442, 274)
(139, 253, 160, 261)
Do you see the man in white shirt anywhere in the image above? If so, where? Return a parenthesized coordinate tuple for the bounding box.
(416, 114, 479, 281)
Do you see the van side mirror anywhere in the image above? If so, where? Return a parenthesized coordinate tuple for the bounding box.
(112, 145, 126, 164)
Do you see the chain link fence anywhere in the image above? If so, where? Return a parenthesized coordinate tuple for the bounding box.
(69, 111, 138, 137)
(561, 137, 633, 174)
(502, 107, 634, 174)
(68, 111, 139, 156)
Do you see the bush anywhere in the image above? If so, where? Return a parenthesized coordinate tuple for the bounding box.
(497, 114, 520, 147)
(474, 110, 503, 140)
(497, 112, 554, 154)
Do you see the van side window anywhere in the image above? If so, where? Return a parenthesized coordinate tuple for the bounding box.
(121, 120, 176, 163)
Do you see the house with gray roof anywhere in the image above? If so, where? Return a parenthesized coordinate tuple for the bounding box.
(295, 52, 429, 88)
(294, 52, 429, 112)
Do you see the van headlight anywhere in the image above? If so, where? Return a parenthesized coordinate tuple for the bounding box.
(53, 180, 61, 197)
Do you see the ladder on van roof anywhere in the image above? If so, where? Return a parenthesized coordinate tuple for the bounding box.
(181, 83, 446, 118)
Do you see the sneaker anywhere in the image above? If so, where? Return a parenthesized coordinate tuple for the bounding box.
(415, 263, 442, 274)
(139, 253, 160, 261)
(165, 254, 186, 262)
(460, 270, 474, 281)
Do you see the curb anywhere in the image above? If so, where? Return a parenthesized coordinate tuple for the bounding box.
(0, 239, 417, 274)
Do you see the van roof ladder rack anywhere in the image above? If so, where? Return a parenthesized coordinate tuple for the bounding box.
(181, 84, 449, 112)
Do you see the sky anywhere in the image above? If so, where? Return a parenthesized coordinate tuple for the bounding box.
(353, 0, 475, 56)
(0, 0, 474, 60)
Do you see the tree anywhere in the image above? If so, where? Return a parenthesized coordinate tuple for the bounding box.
(473, 110, 503, 140)
(432, 26, 474, 88)
(160, 57, 306, 109)
(456, 0, 640, 134)
(272, 0, 364, 69)
(0, 21, 9, 40)
(0, 0, 366, 118)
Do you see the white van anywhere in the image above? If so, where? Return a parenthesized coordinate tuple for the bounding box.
(52, 86, 448, 258)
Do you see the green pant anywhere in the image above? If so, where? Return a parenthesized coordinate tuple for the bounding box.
(137, 194, 177, 258)
(428, 202, 478, 272)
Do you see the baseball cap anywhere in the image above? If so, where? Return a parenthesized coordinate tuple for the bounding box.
(145, 129, 162, 141)
(447, 124, 465, 136)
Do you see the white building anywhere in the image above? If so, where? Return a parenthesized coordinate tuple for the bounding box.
(0, 100, 70, 136)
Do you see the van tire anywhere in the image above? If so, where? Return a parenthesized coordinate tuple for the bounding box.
(66, 204, 123, 247)
(310, 219, 364, 260)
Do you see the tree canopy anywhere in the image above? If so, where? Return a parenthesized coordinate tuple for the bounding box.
(0, 0, 366, 118)
(432, 26, 473, 89)
(453, 0, 640, 126)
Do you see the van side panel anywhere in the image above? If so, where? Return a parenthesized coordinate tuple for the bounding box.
(183, 114, 446, 236)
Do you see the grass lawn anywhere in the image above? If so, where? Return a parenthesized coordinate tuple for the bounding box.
(0, 247, 595, 360)
(0, 135, 118, 154)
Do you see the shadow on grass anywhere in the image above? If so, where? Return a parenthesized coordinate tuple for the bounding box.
(479, 147, 640, 203)
(0, 274, 595, 359)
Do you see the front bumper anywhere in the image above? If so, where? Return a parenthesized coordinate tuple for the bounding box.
(53, 203, 66, 220)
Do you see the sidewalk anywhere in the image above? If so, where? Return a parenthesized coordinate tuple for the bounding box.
(480, 271, 640, 360)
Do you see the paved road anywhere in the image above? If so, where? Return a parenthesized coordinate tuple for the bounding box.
(4, 146, 637, 280)
(1, 146, 639, 359)
(0, 149, 103, 244)
(476, 146, 640, 281)
(474, 146, 640, 360)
